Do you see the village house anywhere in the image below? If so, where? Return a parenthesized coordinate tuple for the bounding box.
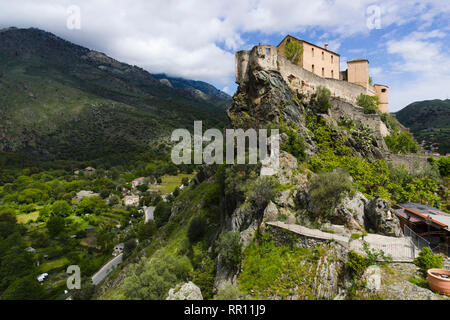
(123, 195, 140, 207)
(395, 202, 450, 257)
(131, 177, 146, 188)
(276, 35, 389, 113)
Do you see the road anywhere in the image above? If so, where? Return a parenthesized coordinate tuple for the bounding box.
(144, 206, 155, 223)
(91, 253, 123, 285)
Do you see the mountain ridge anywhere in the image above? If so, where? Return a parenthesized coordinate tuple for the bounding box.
(0, 27, 230, 162)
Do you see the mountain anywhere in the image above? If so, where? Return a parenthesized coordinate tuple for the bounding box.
(0, 27, 230, 162)
(395, 99, 450, 154)
(151, 73, 232, 102)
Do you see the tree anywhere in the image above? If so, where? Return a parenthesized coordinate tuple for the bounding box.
(312, 86, 331, 114)
(187, 216, 208, 243)
(122, 255, 190, 300)
(2, 276, 46, 300)
(154, 202, 172, 227)
(384, 132, 418, 154)
(46, 215, 66, 238)
(136, 220, 157, 242)
(0, 210, 19, 238)
(216, 231, 242, 272)
(123, 239, 137, 257)
(51, 200, 72, 217)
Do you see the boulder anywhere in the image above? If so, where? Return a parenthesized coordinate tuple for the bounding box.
(362, 265, 382, 291)
(166, 281, 203, 300)
(364, 197, 402, 237)
(330, 191, 368, 230)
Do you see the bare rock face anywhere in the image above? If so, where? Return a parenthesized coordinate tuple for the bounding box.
(364, 197, 402, 237)
(166, 281, 203, 300)
(330, 191, 368, 230)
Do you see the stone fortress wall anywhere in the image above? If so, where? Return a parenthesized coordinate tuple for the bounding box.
(236, 45, 367, 106)
(236, 44, 389, 142)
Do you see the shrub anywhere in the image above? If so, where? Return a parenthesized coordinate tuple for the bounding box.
(413, 247, 444, 277)
(123, 254, 190, 300)
(308, 168, 355, 217)
(384, 132, 418, 154)
(187, 215, 208, 243)
(244, 176, 279, 211)
(312, 86, 331, 114)
(284, 40, 303, 64)
(154, 201, 172, 227)
(437, 156, 450, 177)
(380, 113, 400, 132)
(346, 250, 368, 279)
(281, 128, 306, 161)
(136, 220, 157, 242)
(214, 282, 249, 300)
(216, 231, 242, 271)
(357, 94, 379, 114)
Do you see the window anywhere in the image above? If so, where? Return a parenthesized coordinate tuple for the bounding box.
(312, 48, 314, 57)
(312, 64, 315, 73)
(322, 52, 324, 60)
(331, 70, 334, 78)
(331, 55, 334, 64)
(381, 88, 387, 93)
(322, 67, 325, 77)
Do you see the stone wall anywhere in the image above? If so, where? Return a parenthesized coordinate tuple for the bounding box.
(235, 45, 366, 105)
(383, 153, 433, 173)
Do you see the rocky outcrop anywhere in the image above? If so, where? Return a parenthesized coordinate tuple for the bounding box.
(330, 191, 368, 230)
(166, 281, 203, 300)
(364, 197, 402, 237)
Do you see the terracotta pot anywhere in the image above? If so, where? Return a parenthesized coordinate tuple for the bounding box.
(427, 268, 450, 295)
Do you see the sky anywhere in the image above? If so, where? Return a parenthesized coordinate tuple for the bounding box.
(0, 0, 449, 112)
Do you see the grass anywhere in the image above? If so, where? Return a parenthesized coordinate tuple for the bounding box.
(16, 211, 39, 224)
(238, 240, 322, 299)
(150, 173, 196, 194)
(39, 257, 70, 273)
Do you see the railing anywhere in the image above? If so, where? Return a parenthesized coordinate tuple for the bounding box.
(404, 225, 430, 252)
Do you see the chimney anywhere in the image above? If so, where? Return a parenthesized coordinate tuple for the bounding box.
(324, 44, 329, 50)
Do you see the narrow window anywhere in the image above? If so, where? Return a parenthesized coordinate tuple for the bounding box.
(312, 48, 314, 57)
(312, 64, 315, 73)
(322, 67, 325, 77)
(322, 52, 324, 60)
(381, 88, 387, 93)
(331, 55, 334, 64)
(331, 70, 334, 78)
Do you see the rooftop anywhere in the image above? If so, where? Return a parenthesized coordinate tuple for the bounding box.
(277, 34, 340, 56)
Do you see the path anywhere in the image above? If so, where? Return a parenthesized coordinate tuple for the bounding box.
(267, 221, 417, 262)
(144, 206, 155, 223)
(91, 253, 123, 285)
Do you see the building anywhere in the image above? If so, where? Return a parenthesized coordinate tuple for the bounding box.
(277, 35, 340, 80)
(395, 202, 450, 256)
(131, 177, 146, 188)
(113, 243, 125, 256)
(276, 35, 389, 113)
(124, 195, 140, 207)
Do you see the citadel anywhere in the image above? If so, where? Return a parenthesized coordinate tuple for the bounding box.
(236, 35, 389, 113)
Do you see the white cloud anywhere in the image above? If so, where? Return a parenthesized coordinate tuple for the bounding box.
(0, 0, 448, 101)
